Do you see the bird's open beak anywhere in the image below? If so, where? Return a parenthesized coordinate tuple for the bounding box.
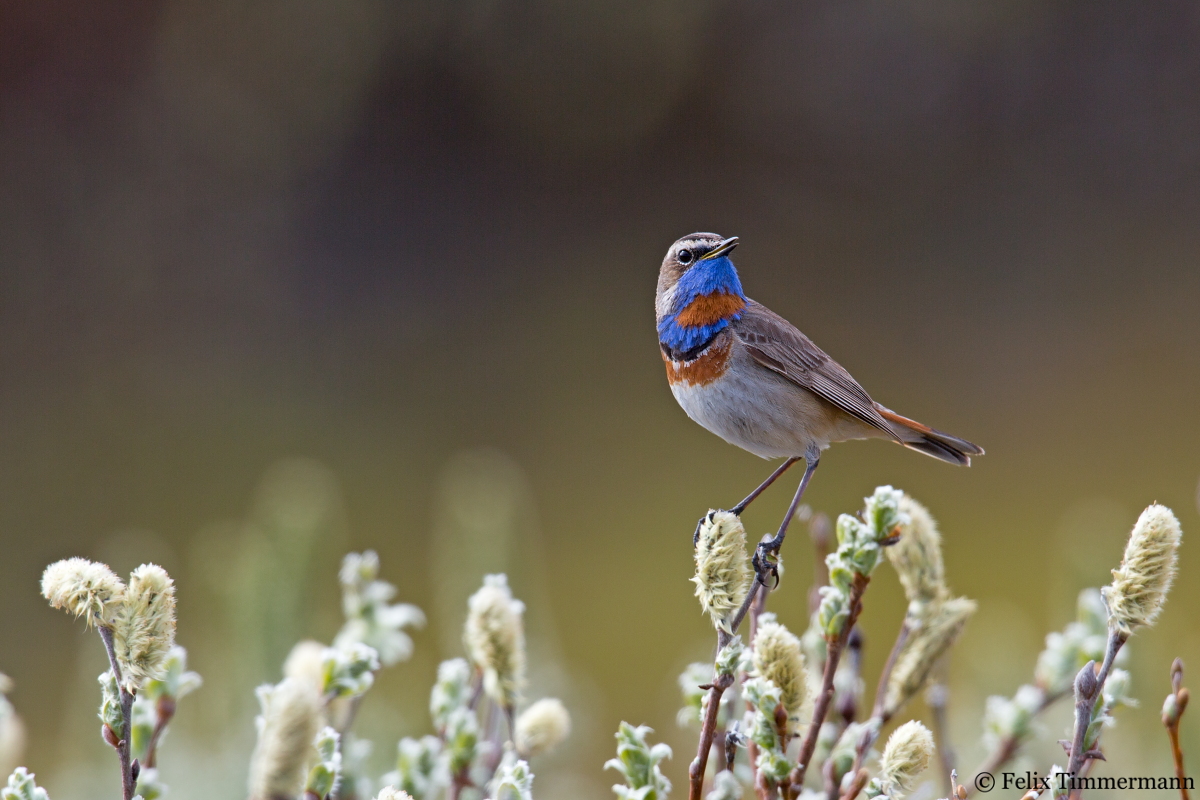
(700, 236, 739, 260)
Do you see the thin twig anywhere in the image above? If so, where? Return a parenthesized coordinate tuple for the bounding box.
(871, 622, 909, 721)
(747, 577, 769, 644)
(949, 769, 966, 800)
(964, 688, 1069, 797)
(689, 671, 735, 800)
(743, 579, 769, 797)
(842, 620, 911, 785)
(1163, 658, 1191, 800)
(98, 625, 137, 800)
(731, 576, 766, 638)
(807, 514, 833, 616)
(838, 768, 869, 800)
(1169, 727, 1192, 800)
(1065, 629, 1127, 795)
(787, 572, 871, 797)
(448, 671, 485, 800)
(756, 769, 779, 800)
(837, 626, 866, 726)
(334, 693, 366, 736)
(501, 703, 516, 759)
(822, 751, 839, 798)
(447, 767, 471, 800)
(1062, 758, 1097, 798)
(144, 695, 176, 768)
(927, 682, 957, 796)
(467, 670, 484, 711)
(731, 536, 774, 795)
(1064, 669, 1097, 800)
(477, 697, 512, 784)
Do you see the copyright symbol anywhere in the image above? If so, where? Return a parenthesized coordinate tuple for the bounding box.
(975, 772, 995, 792)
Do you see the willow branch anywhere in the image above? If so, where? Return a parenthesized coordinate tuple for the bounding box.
(964, 688, 1069, 797)
(788, 572, 870, 795)
(841, 620, 911, 788)
(927, 682, 957, 797)
(144, 695, 176, 769)
(807, 514, 833, 616)
(98, 625, 137, 800)
(838, 768, 869, 800)
(1066, 629, 1127, 795)
(1163, 658, 1191, 800)
(689, 669, 735, 800)
(837, 626, 865, 726)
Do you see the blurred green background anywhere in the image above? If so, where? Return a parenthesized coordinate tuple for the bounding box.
(1, 0, 1198, 797)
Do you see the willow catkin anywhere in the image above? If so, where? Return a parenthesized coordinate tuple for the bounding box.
(41, 558, 125, 629)
(248, 678, 323, 800)
(884, 596, 976, 717)
(515, 698, 571, 758)
(752, 615, 808, 732)
(464, 574, 526, 710)
(111, 564, 176, 691)
(373, 789, 414, 800)
(886, 495, 945, 603)
(1102, 504, 1182, 636)
(876, 720, 935, 798)
(692, 511, 752, 633)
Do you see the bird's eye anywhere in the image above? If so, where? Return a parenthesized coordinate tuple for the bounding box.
(678, 248, 693, 265)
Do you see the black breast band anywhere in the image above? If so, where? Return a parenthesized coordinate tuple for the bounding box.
(660, 330, 720, 362)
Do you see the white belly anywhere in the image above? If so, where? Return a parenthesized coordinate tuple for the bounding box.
(670, 364, 830, 459)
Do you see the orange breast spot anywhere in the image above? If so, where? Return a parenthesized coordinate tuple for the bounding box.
(675, 292, 746, 329)
(665, 335, 732, 387)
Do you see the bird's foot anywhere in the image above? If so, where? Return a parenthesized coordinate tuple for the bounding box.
(693, 505, 749, 546)
(693, 510, 717, 546)
(751, 536, 782, 589)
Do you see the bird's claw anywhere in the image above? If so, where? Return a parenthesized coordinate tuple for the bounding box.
(751, 540, 781, 589)
(693, 510, 719, 546)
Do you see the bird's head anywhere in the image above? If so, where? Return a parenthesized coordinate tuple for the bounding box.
(656, 233, 746, 353)
(655, 233, 743, 321)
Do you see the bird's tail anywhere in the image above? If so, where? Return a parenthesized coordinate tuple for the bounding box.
(874, 404, 984, 467)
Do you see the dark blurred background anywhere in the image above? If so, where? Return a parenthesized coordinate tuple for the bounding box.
(1, 0, 1198, 797)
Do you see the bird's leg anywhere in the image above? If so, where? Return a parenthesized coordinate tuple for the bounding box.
(693, 457, 800, 544)
(732, 457, 800, 516)
(752, 455, 819, 587)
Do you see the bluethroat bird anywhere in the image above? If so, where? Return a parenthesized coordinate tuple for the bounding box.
(657, 233, 983, 585)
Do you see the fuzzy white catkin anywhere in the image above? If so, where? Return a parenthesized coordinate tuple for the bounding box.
(0, 675, 24, 778)
(0, 717, 22, 780)
(464, 575, 526, 709)
(248, 678, 323, 800)
(283, 640, 330, 694)
(884, 596, 976, 717)
(1102, 504, 1182, 636)
(705, 770, 742, 800)
(692, 511, 752, 633)
(878, 720, 935, 798)
(41, 558, 126, 628)
(752, 616, 808, 731)
(886, 496, 945, 603)
(112, 564, 177, 691)
(515, 698, 571, 758)
(373, 788, 414, 800)
(491, 758, 534, 800)
(3, 767, 49, 800)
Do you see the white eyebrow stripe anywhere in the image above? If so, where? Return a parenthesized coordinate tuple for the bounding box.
(674, 238, 717, 258)
(657, 283, 679, 319)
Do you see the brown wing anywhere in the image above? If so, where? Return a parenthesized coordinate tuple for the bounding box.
(732, 300, 899, 439)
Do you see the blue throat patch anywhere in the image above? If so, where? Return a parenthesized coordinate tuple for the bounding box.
(657, 256, 746, 353)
